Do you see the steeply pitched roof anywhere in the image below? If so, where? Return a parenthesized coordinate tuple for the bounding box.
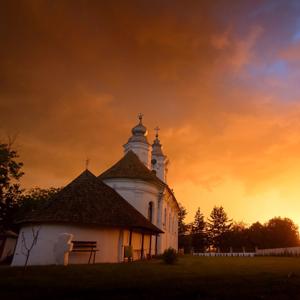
(99, 151, 179, 209)
(16, 170, 162, 234)
(99, 151, 164, 187)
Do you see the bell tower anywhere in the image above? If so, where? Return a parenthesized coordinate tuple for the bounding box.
(151, 127, 169, 182)
(123, 114, 151, 168)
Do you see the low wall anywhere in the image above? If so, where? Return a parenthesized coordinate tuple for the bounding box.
(256, 246, 300, 256)
(193, 252, 255, 257)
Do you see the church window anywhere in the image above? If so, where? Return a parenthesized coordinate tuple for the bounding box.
(148, 202, 153, 223)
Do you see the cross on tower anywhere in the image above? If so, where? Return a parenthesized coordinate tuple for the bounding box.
(154, 126, 160, 137)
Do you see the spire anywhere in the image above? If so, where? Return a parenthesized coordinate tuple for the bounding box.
(151, 126, 168, 182)
(151, 126, 164, 157)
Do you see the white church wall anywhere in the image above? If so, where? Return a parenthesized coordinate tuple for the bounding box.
(12, 224, 122, 266)
(157, 190, 179, 253)
(103, 179, 160, 226)
(103, 178, 179, 254)
(124, 142, 151, 168)
(151, 156, 167, 183)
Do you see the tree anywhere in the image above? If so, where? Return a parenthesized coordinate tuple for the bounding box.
(219, 222, 249, 252)
(17, 187, 61, 218)
(248, 221, 267, 249)
(265, 217, 299, 248)
(178, 203, 188, 236)
(178, 203, 190, 251)
(191, 207, 207, 251)
(207, 206, 232, 251)
(192, 207, 205, 234)
(0, 142, 24, 231)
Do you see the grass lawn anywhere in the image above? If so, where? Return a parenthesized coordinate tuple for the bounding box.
(2, 256, 300, 299)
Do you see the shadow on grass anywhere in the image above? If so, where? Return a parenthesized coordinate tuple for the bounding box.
(2, 256, 300, 299)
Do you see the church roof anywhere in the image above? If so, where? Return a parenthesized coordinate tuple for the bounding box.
(99, 151, 179, 209)
(16, 170, 162, 234)
(99, 150, 164, 187)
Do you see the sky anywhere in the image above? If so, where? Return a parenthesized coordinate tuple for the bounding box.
(1, 0, 300, 225)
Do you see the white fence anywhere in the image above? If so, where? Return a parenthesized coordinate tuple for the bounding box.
(193, 246, 300, 257)
(256, 246, 300, 256)
(193, 252, 255, 257)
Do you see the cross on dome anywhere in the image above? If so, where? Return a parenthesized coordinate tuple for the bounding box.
(154, 126, 160, 137)
(138, 113, 144, 123)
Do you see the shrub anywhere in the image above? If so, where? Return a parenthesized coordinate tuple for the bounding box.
(162, 248, 178, 264)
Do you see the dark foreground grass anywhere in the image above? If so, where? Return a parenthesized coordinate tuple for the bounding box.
(2, 256, 300, 300)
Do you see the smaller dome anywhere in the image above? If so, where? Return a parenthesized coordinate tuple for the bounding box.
(152, 128, 164, 157)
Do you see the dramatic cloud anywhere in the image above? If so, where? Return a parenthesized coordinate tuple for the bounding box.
(1, 0, 300, 225)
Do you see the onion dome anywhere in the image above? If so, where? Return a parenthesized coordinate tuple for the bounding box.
(127, 114, 149, 144)
(132, 114, 147, 136)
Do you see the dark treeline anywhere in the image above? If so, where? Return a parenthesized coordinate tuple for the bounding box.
(178, 204, 300, 253)
(0, 142, 61, 232)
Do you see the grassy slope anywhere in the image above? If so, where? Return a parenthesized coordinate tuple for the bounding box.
(2, 256, 300, 299)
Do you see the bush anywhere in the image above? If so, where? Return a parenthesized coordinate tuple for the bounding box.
(162, 248, 178, 264)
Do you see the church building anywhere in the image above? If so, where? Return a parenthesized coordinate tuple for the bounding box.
(12, 115, 179, 265)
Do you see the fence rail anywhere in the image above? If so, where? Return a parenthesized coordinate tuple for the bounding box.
(193, 252, 255, 257)
(192, 246, 300, 257)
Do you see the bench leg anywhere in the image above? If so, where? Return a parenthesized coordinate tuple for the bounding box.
(88, 251, 93, 264)
(93, 251, 96, 264)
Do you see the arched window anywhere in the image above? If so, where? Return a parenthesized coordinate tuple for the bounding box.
(148, 202, 153, 223)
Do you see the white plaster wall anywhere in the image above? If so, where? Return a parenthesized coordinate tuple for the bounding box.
(12, 224, 122, 266)
(103, 179, 160, 226)
(104, 178, 179, 254)
(151, 155, 167, 182)
(12, 225, 153, 266)
(124, 142, 151, 168)
(157, 193, 179, 253)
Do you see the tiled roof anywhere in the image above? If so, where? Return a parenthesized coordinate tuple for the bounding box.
(99, 151, 179, 209)
(99, 151, 164, 186)
(16, 170, 162, 234)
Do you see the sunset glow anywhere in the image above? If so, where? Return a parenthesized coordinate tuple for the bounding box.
(1, 1, 300, 225)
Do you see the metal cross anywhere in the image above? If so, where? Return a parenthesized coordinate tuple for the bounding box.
(154, 126, 160, 137)
(85, 158, 90, 170)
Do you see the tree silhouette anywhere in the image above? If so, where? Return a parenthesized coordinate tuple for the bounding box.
(0, 141, 24, 231)
(207, 206, 232, 250)
(178, 203, 188, 235)
(191, 207, 207, 251)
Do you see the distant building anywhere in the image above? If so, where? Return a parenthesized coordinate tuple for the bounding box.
(12, 116, 179, 265)
(0, 230, 18, 263)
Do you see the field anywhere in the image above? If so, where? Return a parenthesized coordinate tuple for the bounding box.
(2, 256, 300, 299)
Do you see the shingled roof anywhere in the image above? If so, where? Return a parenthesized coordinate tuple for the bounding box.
(16, 170, 162, 234)
(99, 151, 179, 209)
(99, 150, 165, 187)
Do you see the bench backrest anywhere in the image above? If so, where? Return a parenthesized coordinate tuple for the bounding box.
(72, 241, 97, 250)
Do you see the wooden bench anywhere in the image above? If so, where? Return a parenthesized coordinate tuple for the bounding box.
(71, 241, 99, 264)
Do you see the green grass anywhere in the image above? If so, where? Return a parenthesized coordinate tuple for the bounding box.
(2, 256, 300, 299)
